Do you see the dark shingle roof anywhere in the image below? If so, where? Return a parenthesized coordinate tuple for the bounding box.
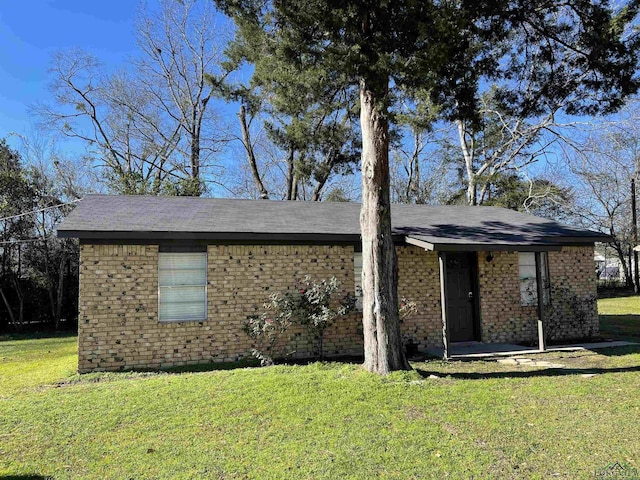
(56, 194, 608, 250)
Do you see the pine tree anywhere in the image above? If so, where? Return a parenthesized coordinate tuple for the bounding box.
(217, 0, 640, 374)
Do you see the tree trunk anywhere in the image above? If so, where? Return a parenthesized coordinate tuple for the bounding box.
(0, 286, 16, 326)
(359, 78, 411, 374)
(406, 130, 421, 203)
(628, 246, 634, 288)
(292, 174, 298, 201)
(10, 275, 24, 325)
(55, 250, 67, 330)
(238, 105, 269, 199)
(190, 134, 201, 195)
(467, 177, 478, 206)
(42, 235, 57, 326)
(286, 146, 295, 200)
(612, 241, 630, 286)
(310, 154, 334, 201)
(411, 149, 420, 202)
(456, 119, 478, 206)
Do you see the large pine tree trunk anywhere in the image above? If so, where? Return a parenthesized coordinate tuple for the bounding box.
(360, 79, 411, 374)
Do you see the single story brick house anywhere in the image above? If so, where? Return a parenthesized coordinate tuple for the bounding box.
(57, 195, 607, 373)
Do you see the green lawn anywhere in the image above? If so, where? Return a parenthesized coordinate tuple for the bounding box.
(2, 306, 640, 479)
(599, 295, 640, 342)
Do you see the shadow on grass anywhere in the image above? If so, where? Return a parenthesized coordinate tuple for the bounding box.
(0, 331, 77, 342)
(160, 355, 365, 373)
(0, 475, 54, 480)
(162, 358, 260, 373)
(415, 363, 640, 381)
(72, 355, 366, 380)
(597, 287, 635, 299)
(414, 365, 640, 380)
(589, 344, 640, 357)
(600, 314, 640, 343)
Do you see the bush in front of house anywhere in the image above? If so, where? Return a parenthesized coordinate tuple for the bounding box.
(244, 275, 356, 365)
(243, 300, 293, 366)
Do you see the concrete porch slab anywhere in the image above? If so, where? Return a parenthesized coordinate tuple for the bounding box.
(425, 340, 638, 359)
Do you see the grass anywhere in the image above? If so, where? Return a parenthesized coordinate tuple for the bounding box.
(2, 300, 640, 479)
(598, 295, 640, 342)
(0, 335, 77, 397)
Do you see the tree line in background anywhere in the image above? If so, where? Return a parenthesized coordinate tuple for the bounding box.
(31, 0, 589, 207)
(0, 139, 82, 332)
(3, 0, 640, 354)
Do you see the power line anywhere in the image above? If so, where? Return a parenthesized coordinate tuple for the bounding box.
(0, 198, 81, 223)
(0, 237, 54, 246)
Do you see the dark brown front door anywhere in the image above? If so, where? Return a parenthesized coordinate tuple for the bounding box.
(445, 252, 478, 342)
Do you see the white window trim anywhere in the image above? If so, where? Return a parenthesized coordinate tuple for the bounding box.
(158, 252, 208, 323)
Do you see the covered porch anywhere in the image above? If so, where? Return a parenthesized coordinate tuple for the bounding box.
(396, 213, 605, 360)
(430, 248, 552, 359)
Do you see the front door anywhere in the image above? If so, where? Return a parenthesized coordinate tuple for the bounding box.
(445, 252, 478, 342)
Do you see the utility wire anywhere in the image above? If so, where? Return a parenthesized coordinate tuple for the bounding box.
(0, 198, 81, 223)
(0, 237, 60, 246)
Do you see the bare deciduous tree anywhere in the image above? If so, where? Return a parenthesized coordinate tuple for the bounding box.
(37, 0, 232, 196)
(452, 90, 567, 206)
(37, 51, 180, 194)
(566, 102, 640, 285)
(135, 0, 232, 195)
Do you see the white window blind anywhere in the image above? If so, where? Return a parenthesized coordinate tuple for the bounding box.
(519, 252, 550, 306)
(158, 252, 207, 322)
(354, 251, 363, 311)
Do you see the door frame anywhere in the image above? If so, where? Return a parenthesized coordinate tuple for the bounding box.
(467, 252, 481, 342)
(439, 251, 481, 356)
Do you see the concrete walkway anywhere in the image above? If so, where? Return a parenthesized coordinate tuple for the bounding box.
(425, 340, 638, 359)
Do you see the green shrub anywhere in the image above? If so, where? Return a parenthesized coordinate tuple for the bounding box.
(245, 275, 356, 364)
(243, 294, 293, 366)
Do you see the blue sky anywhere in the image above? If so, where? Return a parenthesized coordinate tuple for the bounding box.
(0, 0, 139, 146)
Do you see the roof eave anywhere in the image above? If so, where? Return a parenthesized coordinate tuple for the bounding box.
(57, 229, 608, 249)
(405, 235, 602, 252)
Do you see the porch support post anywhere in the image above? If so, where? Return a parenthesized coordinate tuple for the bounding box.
(535, 251, 546, 351)
(438, 251, 450, 360)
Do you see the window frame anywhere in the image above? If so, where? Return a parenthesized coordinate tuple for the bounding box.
(158, 251, 208, 323)
(519, 251, 550, 307)
(354, 250, 363, 311)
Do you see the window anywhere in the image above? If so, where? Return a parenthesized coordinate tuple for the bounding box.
(158, 252, 207, 322)
(519, 252, 550, 306)
(354, 251, 363, 311)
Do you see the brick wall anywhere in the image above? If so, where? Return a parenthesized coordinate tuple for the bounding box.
(78, 244, 160, 372)
(78, 244, 363, 372)
(547, 246, 599, 340)
(396, 246, 442, 349)
(477, 251, 538, 344)
(78, 243, 598, 372)
(476, 246, 598, 345)
(206, 245, 362, 361)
